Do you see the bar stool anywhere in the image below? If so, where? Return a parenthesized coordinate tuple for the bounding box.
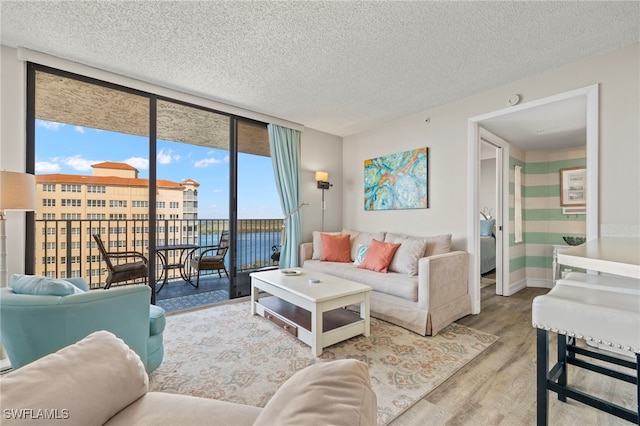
(532, 279, 640, 425)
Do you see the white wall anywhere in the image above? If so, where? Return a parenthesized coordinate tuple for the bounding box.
(300, 128, 343, 242)
(343, 43, 640, 249)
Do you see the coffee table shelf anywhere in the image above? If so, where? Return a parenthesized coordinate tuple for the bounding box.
(258, 295, 363, 333)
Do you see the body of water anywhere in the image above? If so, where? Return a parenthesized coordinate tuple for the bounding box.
(198, 231, 281, 271)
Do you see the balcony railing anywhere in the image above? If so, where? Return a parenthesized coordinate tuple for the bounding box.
(35, 218, 283, 289)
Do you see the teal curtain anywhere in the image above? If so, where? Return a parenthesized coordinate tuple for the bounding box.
(268, 124, 302, 268)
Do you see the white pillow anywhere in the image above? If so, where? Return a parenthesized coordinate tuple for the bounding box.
(424, 233, 452, 256)
(353, 244, 368, 266)
(254, 359, 377, 426)
(311, 231, 342, 260)
(386, 237, 428, 276)
(352, 231, 385, 261)
(385, 232, 452, 257)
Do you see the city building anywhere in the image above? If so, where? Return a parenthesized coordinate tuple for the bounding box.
(34, 161, 199, 282)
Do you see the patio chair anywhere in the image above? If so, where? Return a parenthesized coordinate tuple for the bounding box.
(189, 230, 230, 287)
(93, 234, 149, 289)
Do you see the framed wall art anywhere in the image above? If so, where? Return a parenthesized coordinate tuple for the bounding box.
(364, 147, 428, 211)
(560, 166, 586, 207)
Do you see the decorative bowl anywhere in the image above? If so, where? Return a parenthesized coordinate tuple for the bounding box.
(562, 236, 586, 246)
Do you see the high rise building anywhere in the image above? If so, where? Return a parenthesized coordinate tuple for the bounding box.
(34, 162, 199, 283)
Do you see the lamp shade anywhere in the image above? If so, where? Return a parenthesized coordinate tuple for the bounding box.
(315, 171, 329, 182)
(0, 171, 37, 211)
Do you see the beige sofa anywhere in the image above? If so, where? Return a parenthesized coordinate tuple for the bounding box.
(0, 331, 377, 426)
(300, 230, 471, 336)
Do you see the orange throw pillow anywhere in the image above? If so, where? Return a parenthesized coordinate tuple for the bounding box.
(321, 233, 352, 263)
(358, 239, 401, 273)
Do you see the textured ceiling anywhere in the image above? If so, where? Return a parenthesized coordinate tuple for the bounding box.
(1, 1, 639, 137)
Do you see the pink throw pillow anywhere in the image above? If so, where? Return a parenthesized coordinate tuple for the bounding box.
(358, 239, 401, 273)
(321, 233, 352, 263)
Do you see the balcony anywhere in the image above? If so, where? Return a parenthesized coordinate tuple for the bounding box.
(35, 218, 283, 312)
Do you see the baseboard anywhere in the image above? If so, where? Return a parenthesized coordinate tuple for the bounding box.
(505, 278, 526, 296)
(525, 278, 553, 289)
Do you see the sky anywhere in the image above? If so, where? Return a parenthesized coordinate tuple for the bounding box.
(35, 120, 283, 219)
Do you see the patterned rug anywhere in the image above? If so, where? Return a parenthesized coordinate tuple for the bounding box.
(149, 301, 498, 425)
(155, 289, 229, 313)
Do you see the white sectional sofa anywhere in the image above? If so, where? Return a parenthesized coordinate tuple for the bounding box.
(0, 331, 377, 426)
(300, 230, 472, 336)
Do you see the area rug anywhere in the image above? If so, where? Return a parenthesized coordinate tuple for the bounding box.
(155, 289, 229, 313)
(149, 301, 498, 425)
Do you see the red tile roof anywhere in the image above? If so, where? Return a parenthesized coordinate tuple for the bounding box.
(181, 179, 200, 187)
(36, 174, 184, 189)
(91, 162, 138, 171)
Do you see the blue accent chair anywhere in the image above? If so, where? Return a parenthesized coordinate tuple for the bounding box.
(0, 277, 165, 372)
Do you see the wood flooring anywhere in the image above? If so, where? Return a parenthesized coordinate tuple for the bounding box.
(390, 286, 636, 426)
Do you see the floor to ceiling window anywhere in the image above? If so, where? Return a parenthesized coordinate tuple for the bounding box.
(32, 68, 150, 290)
(28, 65, 282, 311)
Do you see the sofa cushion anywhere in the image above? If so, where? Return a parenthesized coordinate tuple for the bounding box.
(385, 232, 451, 257)
(303, 260, 418, 301)
(354, 244, 368, 266)
(358, 239, 401, 273)
(321, 233, 352, 262)
(350, 230, 386, 261)
(425, 233, 452, 256)
(385, 236, 428, 276)
(254, 359, 377, 426)
(311, 231, 342, 260)
(104, 392, 261, 426)
(9, 274, 84, 296)
(0, 330, 148, 426)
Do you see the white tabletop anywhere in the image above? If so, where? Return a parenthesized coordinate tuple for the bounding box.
(250, 268, 371, 303)
(557, 237, 640, 279)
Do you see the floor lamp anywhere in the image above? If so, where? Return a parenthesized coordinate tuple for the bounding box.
(0, 171, 37, 287)
(315, 171, 332, 231)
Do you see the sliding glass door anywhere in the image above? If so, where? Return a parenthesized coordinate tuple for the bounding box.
(28, 65, 281, 310)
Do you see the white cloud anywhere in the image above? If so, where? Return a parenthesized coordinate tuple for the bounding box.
(35, 161, 61, 173)
(64, 155, 100, 172)
(36, 120, 65, 131)
(74, 126, 85, 134)
(223, 155, 230, 163)
(125, 157, 149, 170)
(194, 157, 222, 168)
(157, 148, 180, 165)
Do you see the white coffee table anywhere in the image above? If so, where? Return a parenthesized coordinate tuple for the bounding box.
(250, 268, 371, 356)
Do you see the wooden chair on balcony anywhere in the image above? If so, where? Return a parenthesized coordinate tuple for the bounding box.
(188, 230, 230, 288)
(93, 234, 149, 289)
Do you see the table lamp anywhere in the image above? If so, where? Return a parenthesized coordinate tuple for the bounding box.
(0, 171, 37, 287)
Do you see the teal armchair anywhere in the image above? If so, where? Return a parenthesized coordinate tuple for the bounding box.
(0, 278, 165, 372)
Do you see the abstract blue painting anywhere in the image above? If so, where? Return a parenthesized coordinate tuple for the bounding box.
(364, 147, 428, 211)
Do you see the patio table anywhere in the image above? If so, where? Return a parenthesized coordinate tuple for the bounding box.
(154, 243, 199, 292)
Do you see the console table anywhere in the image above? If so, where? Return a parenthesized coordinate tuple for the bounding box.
(556, 237, 640, 279)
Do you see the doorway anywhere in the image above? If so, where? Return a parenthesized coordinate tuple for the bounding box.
(467, 85, 599, 314)
(479, 131, 507, 296)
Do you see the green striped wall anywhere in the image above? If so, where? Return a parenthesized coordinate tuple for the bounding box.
(509, 147, 586, 283)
